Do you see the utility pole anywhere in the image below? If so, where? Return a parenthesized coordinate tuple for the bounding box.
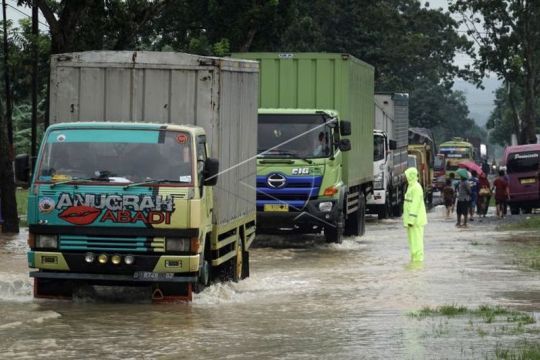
(31, 1, 39, 168)
(2, 0, 13, 152)
(0, 0, 19, 233)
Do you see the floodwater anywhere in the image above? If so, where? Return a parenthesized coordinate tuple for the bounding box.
(1, 207, 539, 359)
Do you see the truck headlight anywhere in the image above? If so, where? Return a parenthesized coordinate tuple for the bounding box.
(374, 173, 384, 189)
(36, 234, 58, 249)
(318, 202, 333, 212)
(166, 237, 191, 252)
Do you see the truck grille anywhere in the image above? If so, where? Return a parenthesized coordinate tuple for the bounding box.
(59, 235, 159, 253)
(256, 175, 322, 211)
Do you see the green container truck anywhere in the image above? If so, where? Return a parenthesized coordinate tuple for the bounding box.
(232, 52, 374, 243)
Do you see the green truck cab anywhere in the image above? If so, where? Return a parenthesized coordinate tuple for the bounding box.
(24, 51, 258, 301)
(233, 53, 374, 243)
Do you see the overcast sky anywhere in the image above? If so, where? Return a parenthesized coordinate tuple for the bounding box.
(427, 0, 500, 126)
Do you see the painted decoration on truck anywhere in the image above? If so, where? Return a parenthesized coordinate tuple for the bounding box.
(55, 193, 175, 226)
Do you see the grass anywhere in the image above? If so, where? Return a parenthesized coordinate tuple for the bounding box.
(409, 304, 535, 325)
(494, 342, 540, 360)
(15, 188, 28, 227)
(500, 216, 540, 231)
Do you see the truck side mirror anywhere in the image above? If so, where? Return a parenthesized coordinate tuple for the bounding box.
(203, 158, 220, 186)
(340, 120, 352, 136)
(389, 140, 397, 150)
(15, 154, 30, 183)
(338, 139, 351, 152)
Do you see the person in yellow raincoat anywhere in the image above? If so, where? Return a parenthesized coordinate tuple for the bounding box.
(403, 167, 427, 262)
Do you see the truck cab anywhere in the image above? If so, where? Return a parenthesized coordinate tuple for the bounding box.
(368, 130, 401, 218)
(256, 109, 356, 243)
(408, 143, 434, 204)
(26, 122, 223, 301)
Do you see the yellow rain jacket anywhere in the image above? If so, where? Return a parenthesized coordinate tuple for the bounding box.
(403, 167, 427, 262)
(403, 167, 427, 227)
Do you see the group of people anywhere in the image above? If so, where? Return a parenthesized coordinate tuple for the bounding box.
(442, 169, 510, 227)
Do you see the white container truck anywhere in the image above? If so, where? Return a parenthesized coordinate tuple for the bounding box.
(367, 93, 409, 219)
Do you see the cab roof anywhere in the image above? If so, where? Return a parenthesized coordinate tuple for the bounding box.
(258, 108, 339, 118)
(47, 122, 204, 135)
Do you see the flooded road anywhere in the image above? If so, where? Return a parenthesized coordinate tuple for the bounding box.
(1, 208, 539, 359)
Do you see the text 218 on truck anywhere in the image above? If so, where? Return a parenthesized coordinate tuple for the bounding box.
(20, 51, 258, 301)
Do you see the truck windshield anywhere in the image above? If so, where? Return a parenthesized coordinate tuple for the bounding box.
(434, 155, 444, 171)
(373, 135, 385, 161)
(439, 146, 472, 159)
(507, 151, 540, 174)
(258, 114, 333, 159)
(37, 129, 193, 184)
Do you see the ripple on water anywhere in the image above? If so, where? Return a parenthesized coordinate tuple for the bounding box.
(0, 273, 33, 302)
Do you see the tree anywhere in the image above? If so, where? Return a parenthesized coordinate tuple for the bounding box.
(0, 101, 19, 233)
(278, 0, 477, 91)
(487, 84, 540, 146)
(451, 0, 540, 144)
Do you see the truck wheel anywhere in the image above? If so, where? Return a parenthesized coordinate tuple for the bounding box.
(392, 189, 403, 217)
(193, 259, 210, 293)
(377, 198, 391, 220)
(233, 240, 244, 282)
(427, 191, 433, 206)
(325, 211, 344, 244)
(344, 197, 362, 236)
(358, 194, 366, 236)
(510, 206, 520, 215)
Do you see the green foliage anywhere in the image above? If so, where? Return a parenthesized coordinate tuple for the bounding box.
(451, 0, 540, 144)
(5, 0, 488, 155)
(487, 84, 540, 147)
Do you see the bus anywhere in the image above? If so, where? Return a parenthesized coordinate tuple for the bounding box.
(502, 144, 540, 214)
(438, 137, 474, 178)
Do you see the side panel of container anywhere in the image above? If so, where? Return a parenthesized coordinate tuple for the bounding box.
(49, 52, 257, 226)
(344, 59, 374, 186)
(232, 53, 374, 187)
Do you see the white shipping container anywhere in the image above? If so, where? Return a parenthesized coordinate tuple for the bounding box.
(49, 51, 259, 226)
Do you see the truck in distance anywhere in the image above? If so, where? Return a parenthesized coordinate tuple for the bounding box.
(367, 93, 409, 219)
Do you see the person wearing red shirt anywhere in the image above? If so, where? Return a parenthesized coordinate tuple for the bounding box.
(493, 170, 509, 218)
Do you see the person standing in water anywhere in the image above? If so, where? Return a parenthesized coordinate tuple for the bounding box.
(403, 167, 427, 262)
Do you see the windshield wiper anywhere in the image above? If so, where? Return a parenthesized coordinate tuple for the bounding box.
(49, 177, 99, 188)
(123, 179, 189, 189)
(258, 149, 312, 164)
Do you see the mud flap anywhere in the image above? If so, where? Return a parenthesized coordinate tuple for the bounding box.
(152, 283, 192, 303)
(34, 278, 74, 299)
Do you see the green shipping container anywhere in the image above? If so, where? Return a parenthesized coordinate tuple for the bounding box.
(231, 52, 374, 187)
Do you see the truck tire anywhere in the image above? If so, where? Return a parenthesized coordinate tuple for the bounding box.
(193, 259, 210, 293)
(392, 188, 403, 217)
(510, 206, 520, 215)
(377, 192, 392, 220)
(233, 239, 244, 282)
(325, 210, 344, 244)
(427, 191, 433, 206)
(344, 196, 362, 236)
(358, 194, 366, 236)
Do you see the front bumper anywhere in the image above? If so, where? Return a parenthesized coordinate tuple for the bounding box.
(366, 189, 386, 206)
(257, 198, 338, 231)
(28, 251, 200, 283)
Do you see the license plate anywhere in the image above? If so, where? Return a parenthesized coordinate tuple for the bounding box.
(133, 271, 174, 280)
(264, 204, 289, 212)
(520, 178, 536, 185)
